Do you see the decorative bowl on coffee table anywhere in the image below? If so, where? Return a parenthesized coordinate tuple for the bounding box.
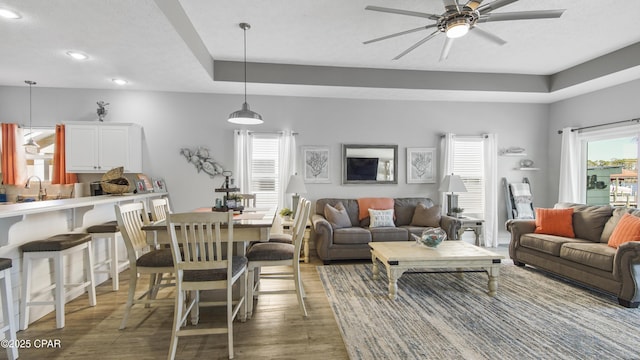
(412, 228, 447, 248)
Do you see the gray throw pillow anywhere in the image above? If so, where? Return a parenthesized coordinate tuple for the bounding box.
(410, 203, 441, 227)
(324, 202, 352, 229)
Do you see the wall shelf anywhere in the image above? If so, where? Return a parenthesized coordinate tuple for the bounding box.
(500, 152, 527, 157)
(515, 167, 540, 171)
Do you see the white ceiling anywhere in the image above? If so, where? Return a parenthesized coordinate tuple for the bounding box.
(1, 0, 640, 103)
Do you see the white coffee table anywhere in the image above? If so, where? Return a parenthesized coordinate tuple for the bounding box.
(369, 241, 504, 300)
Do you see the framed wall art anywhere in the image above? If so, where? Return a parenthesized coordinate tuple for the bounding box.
(407, 147, 436, 184)
(303, 146, 330, 183)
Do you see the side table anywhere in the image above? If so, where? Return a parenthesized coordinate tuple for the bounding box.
(456, 216, 485, 246)
(282, 218, 312, 263)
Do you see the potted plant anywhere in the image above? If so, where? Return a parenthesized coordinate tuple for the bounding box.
(451, 207, 464, 218)
(279, 208, 293, 220)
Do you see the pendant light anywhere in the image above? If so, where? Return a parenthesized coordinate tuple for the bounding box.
(228, 22, 263, 125)
(23, 80, 39, 154)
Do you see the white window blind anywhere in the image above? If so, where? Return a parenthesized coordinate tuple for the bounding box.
(250, 134, 280, 209)
(452, 138, 485, 216)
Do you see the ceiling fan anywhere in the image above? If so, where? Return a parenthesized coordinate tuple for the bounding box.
(363, 0, 565, 61)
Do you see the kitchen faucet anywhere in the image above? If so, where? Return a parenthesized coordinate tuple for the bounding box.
(25, 175, 46, 201)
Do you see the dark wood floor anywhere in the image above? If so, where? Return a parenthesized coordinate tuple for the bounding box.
(13, 256, 349, 360)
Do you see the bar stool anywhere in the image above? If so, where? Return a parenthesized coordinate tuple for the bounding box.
(87, 221, 129, 291)
(20, 233, 97, 330)
(0, 258, 18, 360)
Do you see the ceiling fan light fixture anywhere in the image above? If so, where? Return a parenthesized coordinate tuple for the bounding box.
(228, 22, 263, 125)
(446, 19, 470, 38)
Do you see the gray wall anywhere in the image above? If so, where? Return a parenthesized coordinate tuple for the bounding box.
(548, 78, 640, 204)
(0, 85, 551, 243)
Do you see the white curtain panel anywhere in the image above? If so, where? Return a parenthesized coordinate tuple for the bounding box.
(439, 133, 455, 215)
(278, 131, 296, 209)
(558, 127, 581, 203)
(233, 129, 251, 192)
(483, 133, 499, 247)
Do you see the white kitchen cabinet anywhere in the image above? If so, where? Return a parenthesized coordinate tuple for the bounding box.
(65, 122, 142, 173)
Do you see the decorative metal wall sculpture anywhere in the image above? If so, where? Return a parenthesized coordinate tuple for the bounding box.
(180, 147, 224, 178)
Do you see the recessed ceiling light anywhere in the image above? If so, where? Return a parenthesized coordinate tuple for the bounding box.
(0, 9, 21, 19)
(66, 51, 89, 60)
(112, 78, 128, 85)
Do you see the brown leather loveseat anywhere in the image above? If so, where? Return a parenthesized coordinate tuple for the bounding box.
(507, 203, 640, 308)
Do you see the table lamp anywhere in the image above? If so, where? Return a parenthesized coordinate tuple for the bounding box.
(285, 174, 307, 218)
(439, 173, 467, 216)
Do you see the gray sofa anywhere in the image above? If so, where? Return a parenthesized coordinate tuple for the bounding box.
(311, 197, 460, 263)
(506, 202, 640, 308)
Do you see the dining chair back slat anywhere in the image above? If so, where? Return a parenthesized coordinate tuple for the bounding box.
(239, 193, 256, 208)
(150, 198, 171, 222)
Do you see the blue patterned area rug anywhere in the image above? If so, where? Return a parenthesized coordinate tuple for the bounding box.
(317, 262, 640, 360)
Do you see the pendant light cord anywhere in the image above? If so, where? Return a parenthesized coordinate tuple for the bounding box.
(243, 25, 247, 104)
(29, 82, 32, 133)
(25, 80, 36, 136)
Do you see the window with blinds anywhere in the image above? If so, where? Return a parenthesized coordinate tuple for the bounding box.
(249, 134, 280, 209)
(452, 138, 485, 217)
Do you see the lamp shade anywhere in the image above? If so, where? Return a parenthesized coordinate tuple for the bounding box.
(285, 174, 307, 194)
(228, 102, 263, 125)
(438, 174, 467, 193)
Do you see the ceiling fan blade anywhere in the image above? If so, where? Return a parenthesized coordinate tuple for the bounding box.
(464, 0, 482, 11)
(363, 25, 437, 44)
(478, 9, 565, 23)
(463, 1, 483, 11)
(393, 30, 441, 60)
(442, 0, 460, 12)
(477, 0, 519, 14)
(365, 6, 440, 20)
(439, 37, 454, 61)
(471, 26, 506, 46)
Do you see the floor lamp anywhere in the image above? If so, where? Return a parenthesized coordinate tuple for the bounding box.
(285, 174, 307, 218)
(439, 174, 467, 216)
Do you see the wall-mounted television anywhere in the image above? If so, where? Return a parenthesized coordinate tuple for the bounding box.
(346, 157, 379, 181)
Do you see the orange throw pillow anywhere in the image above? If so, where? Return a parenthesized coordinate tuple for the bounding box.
(357, 197, 394, 220)
(608, 213, 640, 249)
(534, 208, 575, 237)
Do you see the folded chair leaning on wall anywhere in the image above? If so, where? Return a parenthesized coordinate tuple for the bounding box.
(503, 177, 535, 220)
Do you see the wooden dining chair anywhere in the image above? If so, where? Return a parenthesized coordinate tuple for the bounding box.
(165, 210, 248, 360)
(238, 193, 256, 208)
(246, 198, 311, 319)
(115, 202, 174, 330)
(268, 196, 305, 244)
(150, 197, 171, 222)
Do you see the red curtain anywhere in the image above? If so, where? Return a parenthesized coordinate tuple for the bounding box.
(52, 124, 78, 184)
(1, 123, 26, 185)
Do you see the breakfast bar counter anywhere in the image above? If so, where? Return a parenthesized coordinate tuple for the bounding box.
(0, 192, 170, 328)
(0, 192, 169, 247)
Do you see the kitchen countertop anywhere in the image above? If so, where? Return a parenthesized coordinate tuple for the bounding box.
(0, 192, 167, 219)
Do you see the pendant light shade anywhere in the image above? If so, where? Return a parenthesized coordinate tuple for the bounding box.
(228, 102, 263, 125)
(24, 80, 39, 154)
(228, 22, 263, 125)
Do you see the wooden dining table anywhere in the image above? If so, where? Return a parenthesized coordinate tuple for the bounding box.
(140, 208, 276, 322)
(141, 207, 276, 249)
